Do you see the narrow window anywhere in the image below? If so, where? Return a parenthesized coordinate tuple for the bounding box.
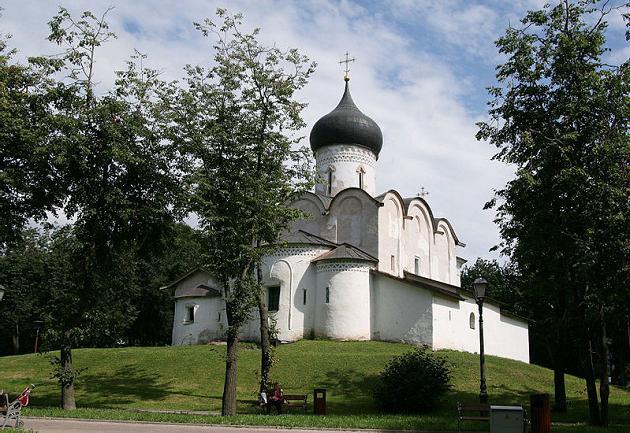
(357, 166, 366, 190)
(268, 286, 280, 312)
(414, 257, 421, 275)
(303, 289, 307, 305)
(469, 312, 476, 329)
(325, 287, 330, 304)
(327, 170, 333, 195)
(390, 255, 396, 271)
(186, 305, 195, 323)
(217, 312, 221, 322)
(448, 311, 452, 321)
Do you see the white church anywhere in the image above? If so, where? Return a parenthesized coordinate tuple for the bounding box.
(168, 77, 530, 363)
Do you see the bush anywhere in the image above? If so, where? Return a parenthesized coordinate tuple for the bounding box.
(373, 346, 452, 413)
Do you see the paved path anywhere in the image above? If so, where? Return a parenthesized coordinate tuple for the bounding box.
(23, 418, 441, 433)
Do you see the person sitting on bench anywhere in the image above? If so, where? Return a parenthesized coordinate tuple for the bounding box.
(266, 383, 284, 415)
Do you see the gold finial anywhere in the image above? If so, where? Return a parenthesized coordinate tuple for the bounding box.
(339, 51, 355, 81)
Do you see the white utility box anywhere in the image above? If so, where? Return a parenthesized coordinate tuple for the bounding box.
(490, 405, 524, 433)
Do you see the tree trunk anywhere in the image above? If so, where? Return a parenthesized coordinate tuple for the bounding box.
(60, 345, 76, 410)
(11, 323, 19, 354)
(256, 259, 272, 394)
(584, 336, 601, 425)
(599, 308, 609, 426)
(221, 330, 239, 416)
(546, 328, 568, 412)
(553, 364, 567, 412)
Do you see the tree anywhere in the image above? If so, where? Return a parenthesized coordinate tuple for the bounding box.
(125, 222, 206, 346)
(42, 7, 182, 409)
(0, 28, 65, 248)
(165, 9, 315, 415)
(477, 0, 629, 425)
(460, 258, 523, 310)
(0, 229, 50, 355)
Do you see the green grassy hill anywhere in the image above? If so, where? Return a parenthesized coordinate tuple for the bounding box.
(1, 340, 628, 431)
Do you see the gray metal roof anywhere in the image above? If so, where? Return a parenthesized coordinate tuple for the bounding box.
(174, 284, 221, 299)
(312, 243, 378, 262)
(278, 230, 337, 247)
(309, 81, 383, 157)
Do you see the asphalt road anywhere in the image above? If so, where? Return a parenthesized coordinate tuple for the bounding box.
(22, 418, 437, 433)
(23, 419, 300, 433)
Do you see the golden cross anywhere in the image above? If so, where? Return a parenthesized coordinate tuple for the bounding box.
(339, 52, 355, 81)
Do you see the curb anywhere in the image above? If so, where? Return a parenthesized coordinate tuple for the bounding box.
(25, 417, 458, 433)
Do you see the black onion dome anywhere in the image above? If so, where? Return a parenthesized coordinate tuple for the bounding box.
(310, 81, 383, 157)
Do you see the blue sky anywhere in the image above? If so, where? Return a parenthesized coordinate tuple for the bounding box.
(2, 0, 628, 264)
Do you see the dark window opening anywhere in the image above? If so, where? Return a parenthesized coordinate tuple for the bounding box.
(186, 306, 195, 323)
(325, 287, 330, 304)
(358, 170, 364, 189)
(469, 312, 476, 329)
(303, 289, 307, 305)
(268, 286, 280, 312)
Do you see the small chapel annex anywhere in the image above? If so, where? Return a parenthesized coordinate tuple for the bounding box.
(168, 76, 530, 363)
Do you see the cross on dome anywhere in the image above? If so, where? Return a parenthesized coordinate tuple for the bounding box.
(339, 52, 355, 82)
(417, 187, 430, 198)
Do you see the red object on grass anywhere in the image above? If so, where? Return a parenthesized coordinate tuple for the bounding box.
(17, 388, 30, 407)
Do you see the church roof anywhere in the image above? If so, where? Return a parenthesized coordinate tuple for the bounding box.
(309, 80, 383, 157)
(174, 284, 221, 299)
(312, 243, 377, 262)
(372, 270, 464, 301)
(278, 230, 336, 247)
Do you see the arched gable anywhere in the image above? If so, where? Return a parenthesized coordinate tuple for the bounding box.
(289, 192, 328, 236)
(291, 191, 328, 215)
(405, 202, 433, 277)
(328, 188, 381, 257)
(377, 191, 405, 275)
(435, 220, 456, 284)
(434, 217, 465, 247)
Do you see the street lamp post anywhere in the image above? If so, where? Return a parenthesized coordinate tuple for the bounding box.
(473, 277, 488, 404)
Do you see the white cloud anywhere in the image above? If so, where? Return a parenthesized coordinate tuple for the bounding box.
(2, 0, 534, 262)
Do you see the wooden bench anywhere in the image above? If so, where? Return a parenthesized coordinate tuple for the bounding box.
(457, 402, 490, 432)
(283, 394, 307, 413)
(260, 391, 307, 413)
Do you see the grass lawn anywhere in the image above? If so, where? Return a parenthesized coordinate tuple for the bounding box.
(0, 340, 628, 432)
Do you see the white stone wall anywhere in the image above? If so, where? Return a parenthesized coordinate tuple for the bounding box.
(260, 246, 329, 341)
(228, 245, 330, 343)
(314, 145, 377, 196)
(371, 273, 433, 345)
(432, 294, 530, 363)
(172, 297, 227, 345)
(314, 261, 372, 340)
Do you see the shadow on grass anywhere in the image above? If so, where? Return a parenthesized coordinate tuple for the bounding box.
(30, 364, 174, 408)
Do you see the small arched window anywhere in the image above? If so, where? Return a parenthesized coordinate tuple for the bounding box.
(327, 169, 333, 195)
(469, 312, 476, 329)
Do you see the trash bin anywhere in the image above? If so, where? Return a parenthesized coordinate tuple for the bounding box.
(313, 388, 326, 415)
(530, 393, 551, 433)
